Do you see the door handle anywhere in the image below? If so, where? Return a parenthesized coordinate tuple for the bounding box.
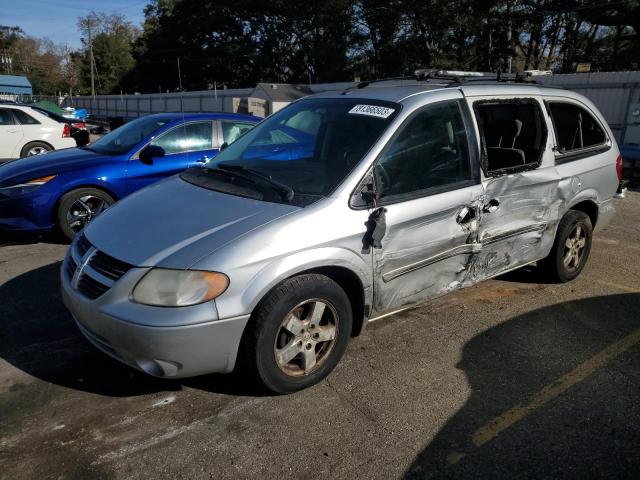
(198, 155, 210, 163)
(456, 206, 473, 224)
(483, 198, 500, 213)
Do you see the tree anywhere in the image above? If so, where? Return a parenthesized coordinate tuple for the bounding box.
(77, 12, 139, 94)
(0, 25, 77, 95)
(118, 0, 640, 93)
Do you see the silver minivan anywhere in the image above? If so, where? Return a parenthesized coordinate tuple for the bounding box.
(61, 74, 621, 393)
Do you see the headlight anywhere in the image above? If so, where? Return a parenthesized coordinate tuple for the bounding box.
(0, 175, 56, 197)
(132, 268, 229, 307)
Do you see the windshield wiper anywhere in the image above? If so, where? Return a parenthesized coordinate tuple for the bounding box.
(217, 163, 294, 202)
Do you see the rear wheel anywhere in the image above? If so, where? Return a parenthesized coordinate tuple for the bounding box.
(20, 141, 52, 157)
(540, 210, 593, 282)
(240, 274, 352, 394)
(56, 188, 115, 241)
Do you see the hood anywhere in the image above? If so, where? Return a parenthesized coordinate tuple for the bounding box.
(84, 176, 300, 268)
(0, 148, 111, 185)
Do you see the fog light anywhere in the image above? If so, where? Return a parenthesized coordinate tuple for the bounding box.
(136, 358, 181, 377)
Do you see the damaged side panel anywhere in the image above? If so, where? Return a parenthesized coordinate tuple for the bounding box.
(369, 92, 611, 318)
(372, 167, 565, 315)
(372, 143, 570, 316)
(372, 184, 484, 313)
(465, 167, 565, 285)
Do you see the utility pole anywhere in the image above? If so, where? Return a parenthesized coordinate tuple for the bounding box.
(87, 17, 95, 98)
(507, 0, 513, 73)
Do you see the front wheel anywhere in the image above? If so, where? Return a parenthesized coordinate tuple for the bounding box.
(56, 188, 115, 241)
(240, 274, 352, 394)
(539, 210, 593, 282)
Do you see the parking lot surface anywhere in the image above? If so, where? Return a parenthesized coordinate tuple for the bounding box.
(1, 193, 639, 479)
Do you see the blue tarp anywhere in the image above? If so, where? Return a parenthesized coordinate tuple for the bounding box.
(0, 75, 32, 95)
(72, 108, 88, 120)
(620, 144, 640, 160)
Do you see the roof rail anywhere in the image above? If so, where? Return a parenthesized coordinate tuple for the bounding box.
(350, 69, 543, 90)
(353, 75, 432, 89)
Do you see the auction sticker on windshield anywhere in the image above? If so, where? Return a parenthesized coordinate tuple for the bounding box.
(348, 104, 395, 119)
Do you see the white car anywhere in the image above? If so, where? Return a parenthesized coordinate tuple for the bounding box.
(0, 105, 77, 160)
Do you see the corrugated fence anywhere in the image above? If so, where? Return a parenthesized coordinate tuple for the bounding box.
(62, 72, 640, 144)
(539, 71, 640, 144)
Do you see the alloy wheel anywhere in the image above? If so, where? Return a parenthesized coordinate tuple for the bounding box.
(65, 195, 109, 233)
(563, 223, 587, 270)
(273, 299, 339, 377)
(27, 146, 49, 156)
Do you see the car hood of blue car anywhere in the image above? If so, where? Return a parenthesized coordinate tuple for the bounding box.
(84, 175, 301, 268)
(0, 148, 113, 185)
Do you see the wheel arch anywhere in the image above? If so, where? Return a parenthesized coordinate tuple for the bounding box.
(234, 248, 373, 338)
(569, 199, 599, 228)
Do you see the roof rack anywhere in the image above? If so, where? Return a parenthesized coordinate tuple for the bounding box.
(351, 69, 543, 90)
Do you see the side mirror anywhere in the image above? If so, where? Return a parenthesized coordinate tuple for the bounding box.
(220, 142, 229, 151)
(350, 171, 378, 208)
(360, 172, 378, 205)
(139, 145, 165, 165)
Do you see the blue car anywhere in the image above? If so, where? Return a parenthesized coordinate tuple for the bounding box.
(0, 112, 258, 239)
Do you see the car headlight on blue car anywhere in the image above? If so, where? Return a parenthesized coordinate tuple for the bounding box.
(132, 268, 229, 307)
(0, 175, 56, 198)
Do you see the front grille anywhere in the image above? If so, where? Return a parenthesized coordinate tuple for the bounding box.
(76, 234, 92, 257)
(89, 251, 133, 281)
(77, 274, 111, 300)
(65, 256, 77, 280)
(68, 235, 134, 300)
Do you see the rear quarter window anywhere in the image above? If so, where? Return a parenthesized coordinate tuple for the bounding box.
(547, 102, 606, 154)
(0, 108, 16, 125)
(12, 109, 40, 125)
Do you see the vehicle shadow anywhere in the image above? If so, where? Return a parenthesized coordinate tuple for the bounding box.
(495, 263, 546, 284)
(0, 262, 264, 397)
(0, 230, 67, 246)
(404, 293, 640, 479)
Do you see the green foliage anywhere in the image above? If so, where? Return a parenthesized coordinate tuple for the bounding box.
(76, 12, 139, 94)
(0, 25, 77, 95)
(120, 0, 639, 92)
(0, 25, 24, 50)
(6, 0, 640, 95)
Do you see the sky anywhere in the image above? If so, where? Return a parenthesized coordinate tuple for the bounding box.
(0, 0, 147, 48)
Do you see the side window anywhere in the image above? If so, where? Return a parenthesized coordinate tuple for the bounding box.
(152, 122, 213, 154)
(12, 109, 40, 125)
(221, 121, 254, 145)
(0, 109, 15, 125)
(475, 99, 546, 175)
(547, 102, 606, 153)
(376, 101, 473, 202)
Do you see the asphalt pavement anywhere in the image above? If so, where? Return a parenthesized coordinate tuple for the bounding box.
(1, 193, 639, 479)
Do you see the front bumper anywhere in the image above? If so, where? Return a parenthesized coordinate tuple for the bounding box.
(0, 193, 53, 231)
(60, 256, 250, 378)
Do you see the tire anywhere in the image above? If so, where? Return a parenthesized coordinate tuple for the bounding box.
(240, 274, 353, 394)
(57, 188, 115, 241)
(539, 210, 593, 283)
(20, 141, 53, 158)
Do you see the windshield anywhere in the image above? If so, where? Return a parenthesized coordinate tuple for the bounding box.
(89, 116, 170, 155)
(204, 98, 399, 201)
